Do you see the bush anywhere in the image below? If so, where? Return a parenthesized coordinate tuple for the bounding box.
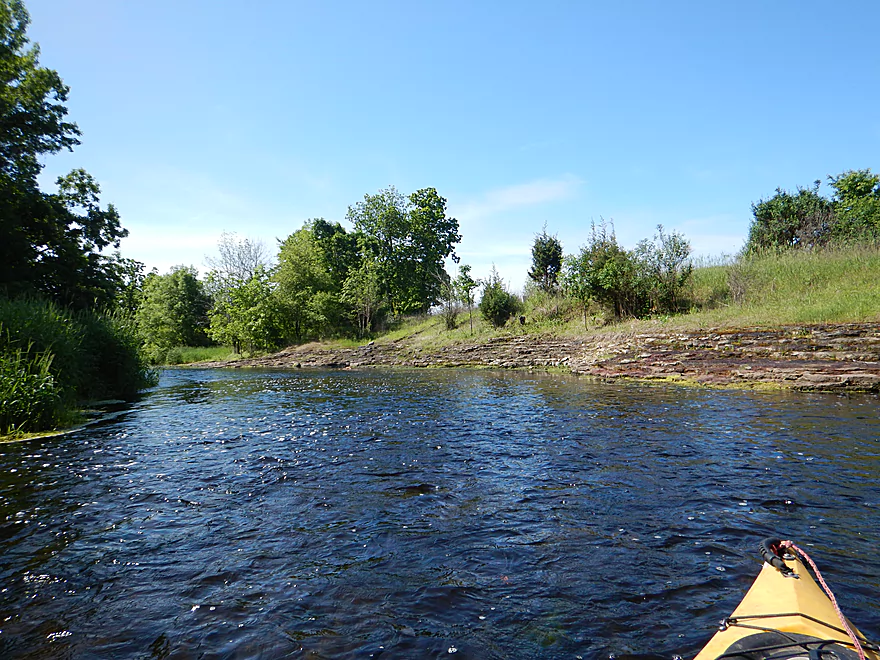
(480, 267, 520, 328)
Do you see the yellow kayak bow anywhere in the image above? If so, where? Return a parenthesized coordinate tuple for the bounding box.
(694, 539, 879, 660)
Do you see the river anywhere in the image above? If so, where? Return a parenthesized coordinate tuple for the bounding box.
(1, 368, 878, 659)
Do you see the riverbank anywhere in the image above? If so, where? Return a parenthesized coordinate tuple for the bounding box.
(199, 322, 880, 393)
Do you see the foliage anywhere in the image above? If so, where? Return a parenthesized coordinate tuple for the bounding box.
(274, 228, 335, 341)
(633, 225, 693, 313)
(828, 169, 880, 242)
(341, 259, 383, 338)
(746, 169, 880, 254)
(528, 226, 563, 292)
(136, 266, 212, 362)
(0, 343, 64, 435)
(454, 264, 480, 334)
(479, 267, 520, 328)
(746, 181, 834, 253)
(309, 218, 363, 286)
(203, 232, 269, 296)
(0, 296, 155, 434)
(208, 266, 285, 354)
(437, 272, 459, 330)
(74, 307, 156, 400)
(347, 186, 461, 314)
(564, 220, 646, 320)
(0, 0, 141, 314)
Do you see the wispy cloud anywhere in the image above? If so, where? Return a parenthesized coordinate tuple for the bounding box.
(452, 175, 583, 222)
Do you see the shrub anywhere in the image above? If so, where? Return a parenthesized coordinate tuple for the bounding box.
(479, 267, 520, 328)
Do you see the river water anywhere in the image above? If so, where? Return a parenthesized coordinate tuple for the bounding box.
(1, 368, 878, 659)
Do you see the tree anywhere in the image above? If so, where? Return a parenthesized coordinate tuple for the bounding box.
(562, 253, 593, 329)
(828, 169, 880, 242)
(479, 266, 519, 328)
(454, 264, 480, 334)
(341, 259, 383, 337)
(208, 266, 285, 354)
(0, 0, 80, 184)
(204, 232, 269, 295)
(746, 182, 835, 253)
(437, 270, 458, 330)
(633, 225, 693, 313)
(0, 3, 129, 309)
(274, 227, 335, 342)
(566, 220, 644, 320)
(347, 186, 461, 314)
(309, 218, 363, 288)
(135, 266, 211, 360)
(528, 226, 563, 292)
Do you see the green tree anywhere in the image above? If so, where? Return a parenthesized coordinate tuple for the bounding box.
(274, 227, 335, 342)
(309, 218, 363, 288)
(454, 264, 480, 334)
(566, 220, 644, 320)
(0, 3, 130, 309)
(562, 253, 593, 329)
(746, 182, 835, 253)
(347, 186, 461, 314)
(208, 266, 285, 354)
(528, 226, 563, 292)
(828, 169, 880, 242)
(479, 266, 519, 328)
(0, 0, 80, 183)
(135, 266, 211, 361)
(341, 259, 383, 337)
(633, 225, 693, 313)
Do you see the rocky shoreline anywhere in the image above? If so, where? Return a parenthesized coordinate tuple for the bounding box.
(199, 323, 880, 393)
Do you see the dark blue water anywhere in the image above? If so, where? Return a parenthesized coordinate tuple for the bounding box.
(1, 368, 878, 659)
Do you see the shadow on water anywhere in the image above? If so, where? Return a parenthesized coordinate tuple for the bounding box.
(0, 367, 878, 659)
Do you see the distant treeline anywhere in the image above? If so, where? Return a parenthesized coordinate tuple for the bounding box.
(135, 186, 462, 362)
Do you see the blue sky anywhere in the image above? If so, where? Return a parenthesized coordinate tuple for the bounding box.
(27, 0, 880, 291)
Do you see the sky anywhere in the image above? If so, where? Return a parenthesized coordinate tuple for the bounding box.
(26, 0, 880, 292)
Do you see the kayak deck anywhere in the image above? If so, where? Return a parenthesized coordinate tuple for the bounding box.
(694, 554, 879, 660)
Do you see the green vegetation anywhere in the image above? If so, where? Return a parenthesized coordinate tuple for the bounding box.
(0, 298, 155, 436)
(480, 267, 521, 328)
(0, 1, 155, 436)
(747, 169, 880, 253)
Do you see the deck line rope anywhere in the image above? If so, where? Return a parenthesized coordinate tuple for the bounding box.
(780, 539, 866, 660)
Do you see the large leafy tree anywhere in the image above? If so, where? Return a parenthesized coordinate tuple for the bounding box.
(347, 186, 460, 314)
(208, 266, 285, 354)
(0, 1, 129, 309)
(135, 266, 211, 360)
(274, 227, 336, 341)
(528, 227, 563, 292)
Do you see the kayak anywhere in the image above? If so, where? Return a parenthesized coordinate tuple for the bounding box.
(694, 539, 880, 660)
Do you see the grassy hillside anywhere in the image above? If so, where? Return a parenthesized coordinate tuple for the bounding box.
(168, 245, 880, 363)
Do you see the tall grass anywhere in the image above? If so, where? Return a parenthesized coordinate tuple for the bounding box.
(0, 344, 67, 435)
(681, 244, 880, 327)
(0, 297, 157, 437)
